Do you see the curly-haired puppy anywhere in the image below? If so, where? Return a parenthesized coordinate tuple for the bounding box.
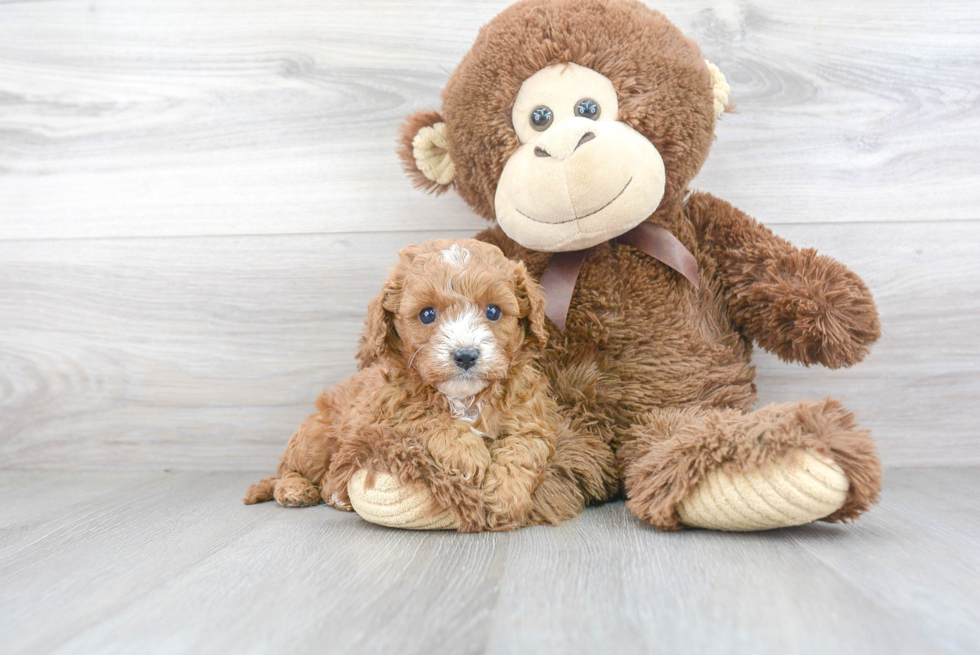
(244, 238, 557, 531)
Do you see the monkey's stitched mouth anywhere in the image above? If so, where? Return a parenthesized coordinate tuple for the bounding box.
(514, 177, 632, 225)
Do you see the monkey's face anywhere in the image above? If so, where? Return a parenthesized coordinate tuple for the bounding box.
(397, 0, 729, 254)
(495, 63, 667, 252)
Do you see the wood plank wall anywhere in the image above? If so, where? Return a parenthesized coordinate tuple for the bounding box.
(1, 0, 978, 470)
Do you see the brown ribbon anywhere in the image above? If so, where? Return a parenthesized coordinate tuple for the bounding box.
(541, 222, 700, 330)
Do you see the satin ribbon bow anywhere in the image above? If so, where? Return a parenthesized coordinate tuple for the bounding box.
(539, 222, 700, 330)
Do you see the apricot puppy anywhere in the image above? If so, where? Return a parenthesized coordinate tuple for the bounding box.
(244, 238, 556, 531)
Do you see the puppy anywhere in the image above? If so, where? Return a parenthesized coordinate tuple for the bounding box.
(244, 238, 556, 531)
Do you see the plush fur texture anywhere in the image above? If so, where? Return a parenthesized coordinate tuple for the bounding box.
(397, 110, 452, 196)
(472, 192, 882, 529)
(244, 239, 598, 531)
(619, 398, 881, 530)
(386, 0, 883, 531)
(398, 0, 723, 223)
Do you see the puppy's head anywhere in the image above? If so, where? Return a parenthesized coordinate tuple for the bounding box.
(358, 239, 547, 398)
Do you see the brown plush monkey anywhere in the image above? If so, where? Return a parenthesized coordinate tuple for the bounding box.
(351, 0, 882, 532)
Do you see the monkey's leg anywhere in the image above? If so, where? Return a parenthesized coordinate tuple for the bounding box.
(347, 470, 461, 530)
(344, 416, 616, 531)
(619, 398, 882, 531)
(335, 425, 474, 531)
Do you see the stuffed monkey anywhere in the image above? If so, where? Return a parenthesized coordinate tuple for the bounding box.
(349, 0, 882, 531)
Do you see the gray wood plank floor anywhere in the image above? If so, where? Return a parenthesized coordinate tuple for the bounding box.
(2, 4, 977, 653)
(0, 468, 977, 655)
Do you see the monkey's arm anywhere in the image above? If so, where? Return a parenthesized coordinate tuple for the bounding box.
(686, 191, 880, 369)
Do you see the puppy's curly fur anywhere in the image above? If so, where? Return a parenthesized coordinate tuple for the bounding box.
(244, 239, 564, 532)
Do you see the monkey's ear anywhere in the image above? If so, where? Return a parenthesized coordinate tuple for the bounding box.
(705, 60, 732, 119)
(397, 110, 455, 194)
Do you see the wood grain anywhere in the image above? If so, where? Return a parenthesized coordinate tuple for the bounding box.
(0, 0, 978, 470)
(1, 4, 977, 653)
(0, 469, 976, 654)
(781, 468, 980, 655)
(0, 222, 977, 470)
(1, 0, 979, 241)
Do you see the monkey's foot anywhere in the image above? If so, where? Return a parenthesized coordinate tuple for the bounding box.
(676, 448, 849, 531)
(347, 470, 461, 530)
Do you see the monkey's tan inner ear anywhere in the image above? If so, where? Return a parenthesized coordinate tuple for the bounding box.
(705, 60, 731, 119)
(412, 122, 455, 186)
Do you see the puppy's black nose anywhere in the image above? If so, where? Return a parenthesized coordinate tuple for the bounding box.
(453, 348, 479, 370)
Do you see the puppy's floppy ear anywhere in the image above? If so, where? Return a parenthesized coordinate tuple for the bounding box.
(357, 245, 421, 366)
(356, 278, 401, 367)
(397, 110, 455, 194)
(513, 260, 548, 347)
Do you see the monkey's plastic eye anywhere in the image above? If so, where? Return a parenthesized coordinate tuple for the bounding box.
(530, 106, 553, 131)
(575, 98, 600, 120)
(419, 307, 437, 324)
(485, 305, 501, 322)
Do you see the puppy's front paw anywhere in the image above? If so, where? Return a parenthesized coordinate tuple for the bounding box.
(484, 467, 534, 528)
(436, 443, 491, 487)
(323, 487, 354, 512)
(443, 458, 489, 487)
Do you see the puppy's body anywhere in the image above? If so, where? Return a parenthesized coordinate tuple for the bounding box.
(245, 239, 559, 531)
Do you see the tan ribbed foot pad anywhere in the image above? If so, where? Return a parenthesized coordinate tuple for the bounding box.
(347, 470, 461, 530)
(677, 448, 849, 531)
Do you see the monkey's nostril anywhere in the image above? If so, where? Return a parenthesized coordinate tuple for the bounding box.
(576, 132, 596, 150)
(534, 146, 550, 158)
(452, 348, 480, 370)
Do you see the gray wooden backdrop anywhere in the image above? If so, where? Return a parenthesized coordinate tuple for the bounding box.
(1, 0, 978, 470)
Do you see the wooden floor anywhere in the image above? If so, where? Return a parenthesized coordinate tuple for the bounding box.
(2, 2, 979, 653)
(0, 468, 977, 655)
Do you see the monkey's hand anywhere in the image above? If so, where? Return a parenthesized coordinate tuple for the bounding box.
(689, 192, 880, 369)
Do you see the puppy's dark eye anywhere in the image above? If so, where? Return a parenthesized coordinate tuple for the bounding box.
(419, 307, 437, 325)
(575, 98, 600, 120)
(485, 305, 501, 322)
(530, 106, 553, 131)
